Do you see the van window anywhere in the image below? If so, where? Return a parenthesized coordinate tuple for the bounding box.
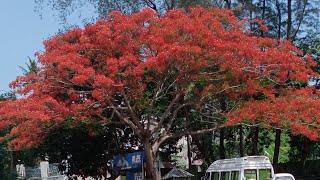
(231, 171, 239, 180)
(211, 172, 219, 180)
(275, 177, 293, 180)
(221, 171, 230, 180)
(244, 169, 257, 180)
(205, 172, 210, 180)
(259, 169, 272, 180)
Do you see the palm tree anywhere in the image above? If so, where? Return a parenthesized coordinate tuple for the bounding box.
(19, 57, 38, 75)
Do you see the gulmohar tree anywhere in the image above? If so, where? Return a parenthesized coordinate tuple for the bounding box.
(38, 0, 320, 167)
(1, 7, 319, 179)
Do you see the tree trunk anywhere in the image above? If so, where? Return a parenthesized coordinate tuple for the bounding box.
(251, 126, 259, 155)
(224, 0, 231, 9)
(260, 0, 266, 37)
(287, 0, 292, 40)
(192, 135, 213, 167)
(10, 150, 15, 174)
(276, 0, 282, 41)
(273, 1, 283, 170)
(250, 0, 254, 31)
(219, 96, 227, 159)
(187, 135, 192, 171)
(273, 129, 281, 173)
(143, 140, 160, 180)
(219, 128, 225, 159)
(184, 106, 192, 171)
(239, 125, 244, 157)
(300, 139, 311, 174)
(292, 0, 307, 41)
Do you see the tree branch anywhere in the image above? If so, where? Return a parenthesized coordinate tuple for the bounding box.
(292, 0, 307, 41)
(121, 90, 144, 132)
(112, 106, 142, 139)
(164, 0, 171, 10)
(153, 92, 182, 133)
(147, 82, 163, 132)
(164, 101, 193, 133)
(152, 125, 224, 153)
(143, 0, 158, 12)
(224, 0, 231, 9)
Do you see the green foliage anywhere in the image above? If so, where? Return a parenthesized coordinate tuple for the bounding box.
(288, 135, 320, 162)
(15, 120, 140, 176)
(261, 131, 291, 163)
(0, 92, 16, 101)
(19, 57, 38, 76)
(307, 41, 320, 58)
(0, 92, 17, 178)
(299, 39, 320, 88)
(0, 142, 14, 179)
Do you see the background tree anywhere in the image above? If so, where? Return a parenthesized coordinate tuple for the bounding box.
(19, 57, 38, 76)
(35, 0, 233, 24)
(16, 120, 140, 177)
(0, 91, 16, 180)
(0, 58, 37, 179)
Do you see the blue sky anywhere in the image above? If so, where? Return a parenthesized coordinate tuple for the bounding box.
(0, 1, 96, 92)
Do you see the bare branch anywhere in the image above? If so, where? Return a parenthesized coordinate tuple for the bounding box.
(152, 125, 224, 152)
(215, 85, 242, 94)
(158, 78, 178, 99)
(112, 106, 142, 139)
(199, 112, 221, 121)
(292, 0, 307, 40)
(224, 0, 231, 9)
(143, 0, 158, 12)
(153, 92, 182, 132)
(147, 83, 163, 132)
(164, 0, 171, 10)
(164, 101, 194, 133)
(121, 90, 144, 132)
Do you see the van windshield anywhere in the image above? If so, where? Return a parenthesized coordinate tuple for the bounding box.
(259, 169, 272, 180)
(244, 169, 272, 180)
(275, 177, 294, 180)
(244, 169, 257, 180)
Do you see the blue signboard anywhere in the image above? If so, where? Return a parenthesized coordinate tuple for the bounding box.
(113, 151, 145, 180)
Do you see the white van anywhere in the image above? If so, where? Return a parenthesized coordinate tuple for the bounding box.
(204, 156, 274, 180)
(274, 173, 295, 180)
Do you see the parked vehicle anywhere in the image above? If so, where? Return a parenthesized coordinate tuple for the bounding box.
(273, 173, 295, 180)
(204, 156, 274, 180)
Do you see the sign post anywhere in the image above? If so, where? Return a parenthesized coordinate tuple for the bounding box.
(113, 151, 146, 180)
(141, 158, 144, 180)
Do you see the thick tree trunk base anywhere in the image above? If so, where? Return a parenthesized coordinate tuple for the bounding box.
(143, 140, 161, 180)
(251, 126, 259, 155)
(273, 129, 281, 173)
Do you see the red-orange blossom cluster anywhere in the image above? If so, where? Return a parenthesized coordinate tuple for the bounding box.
(0, 7, 319, 149)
